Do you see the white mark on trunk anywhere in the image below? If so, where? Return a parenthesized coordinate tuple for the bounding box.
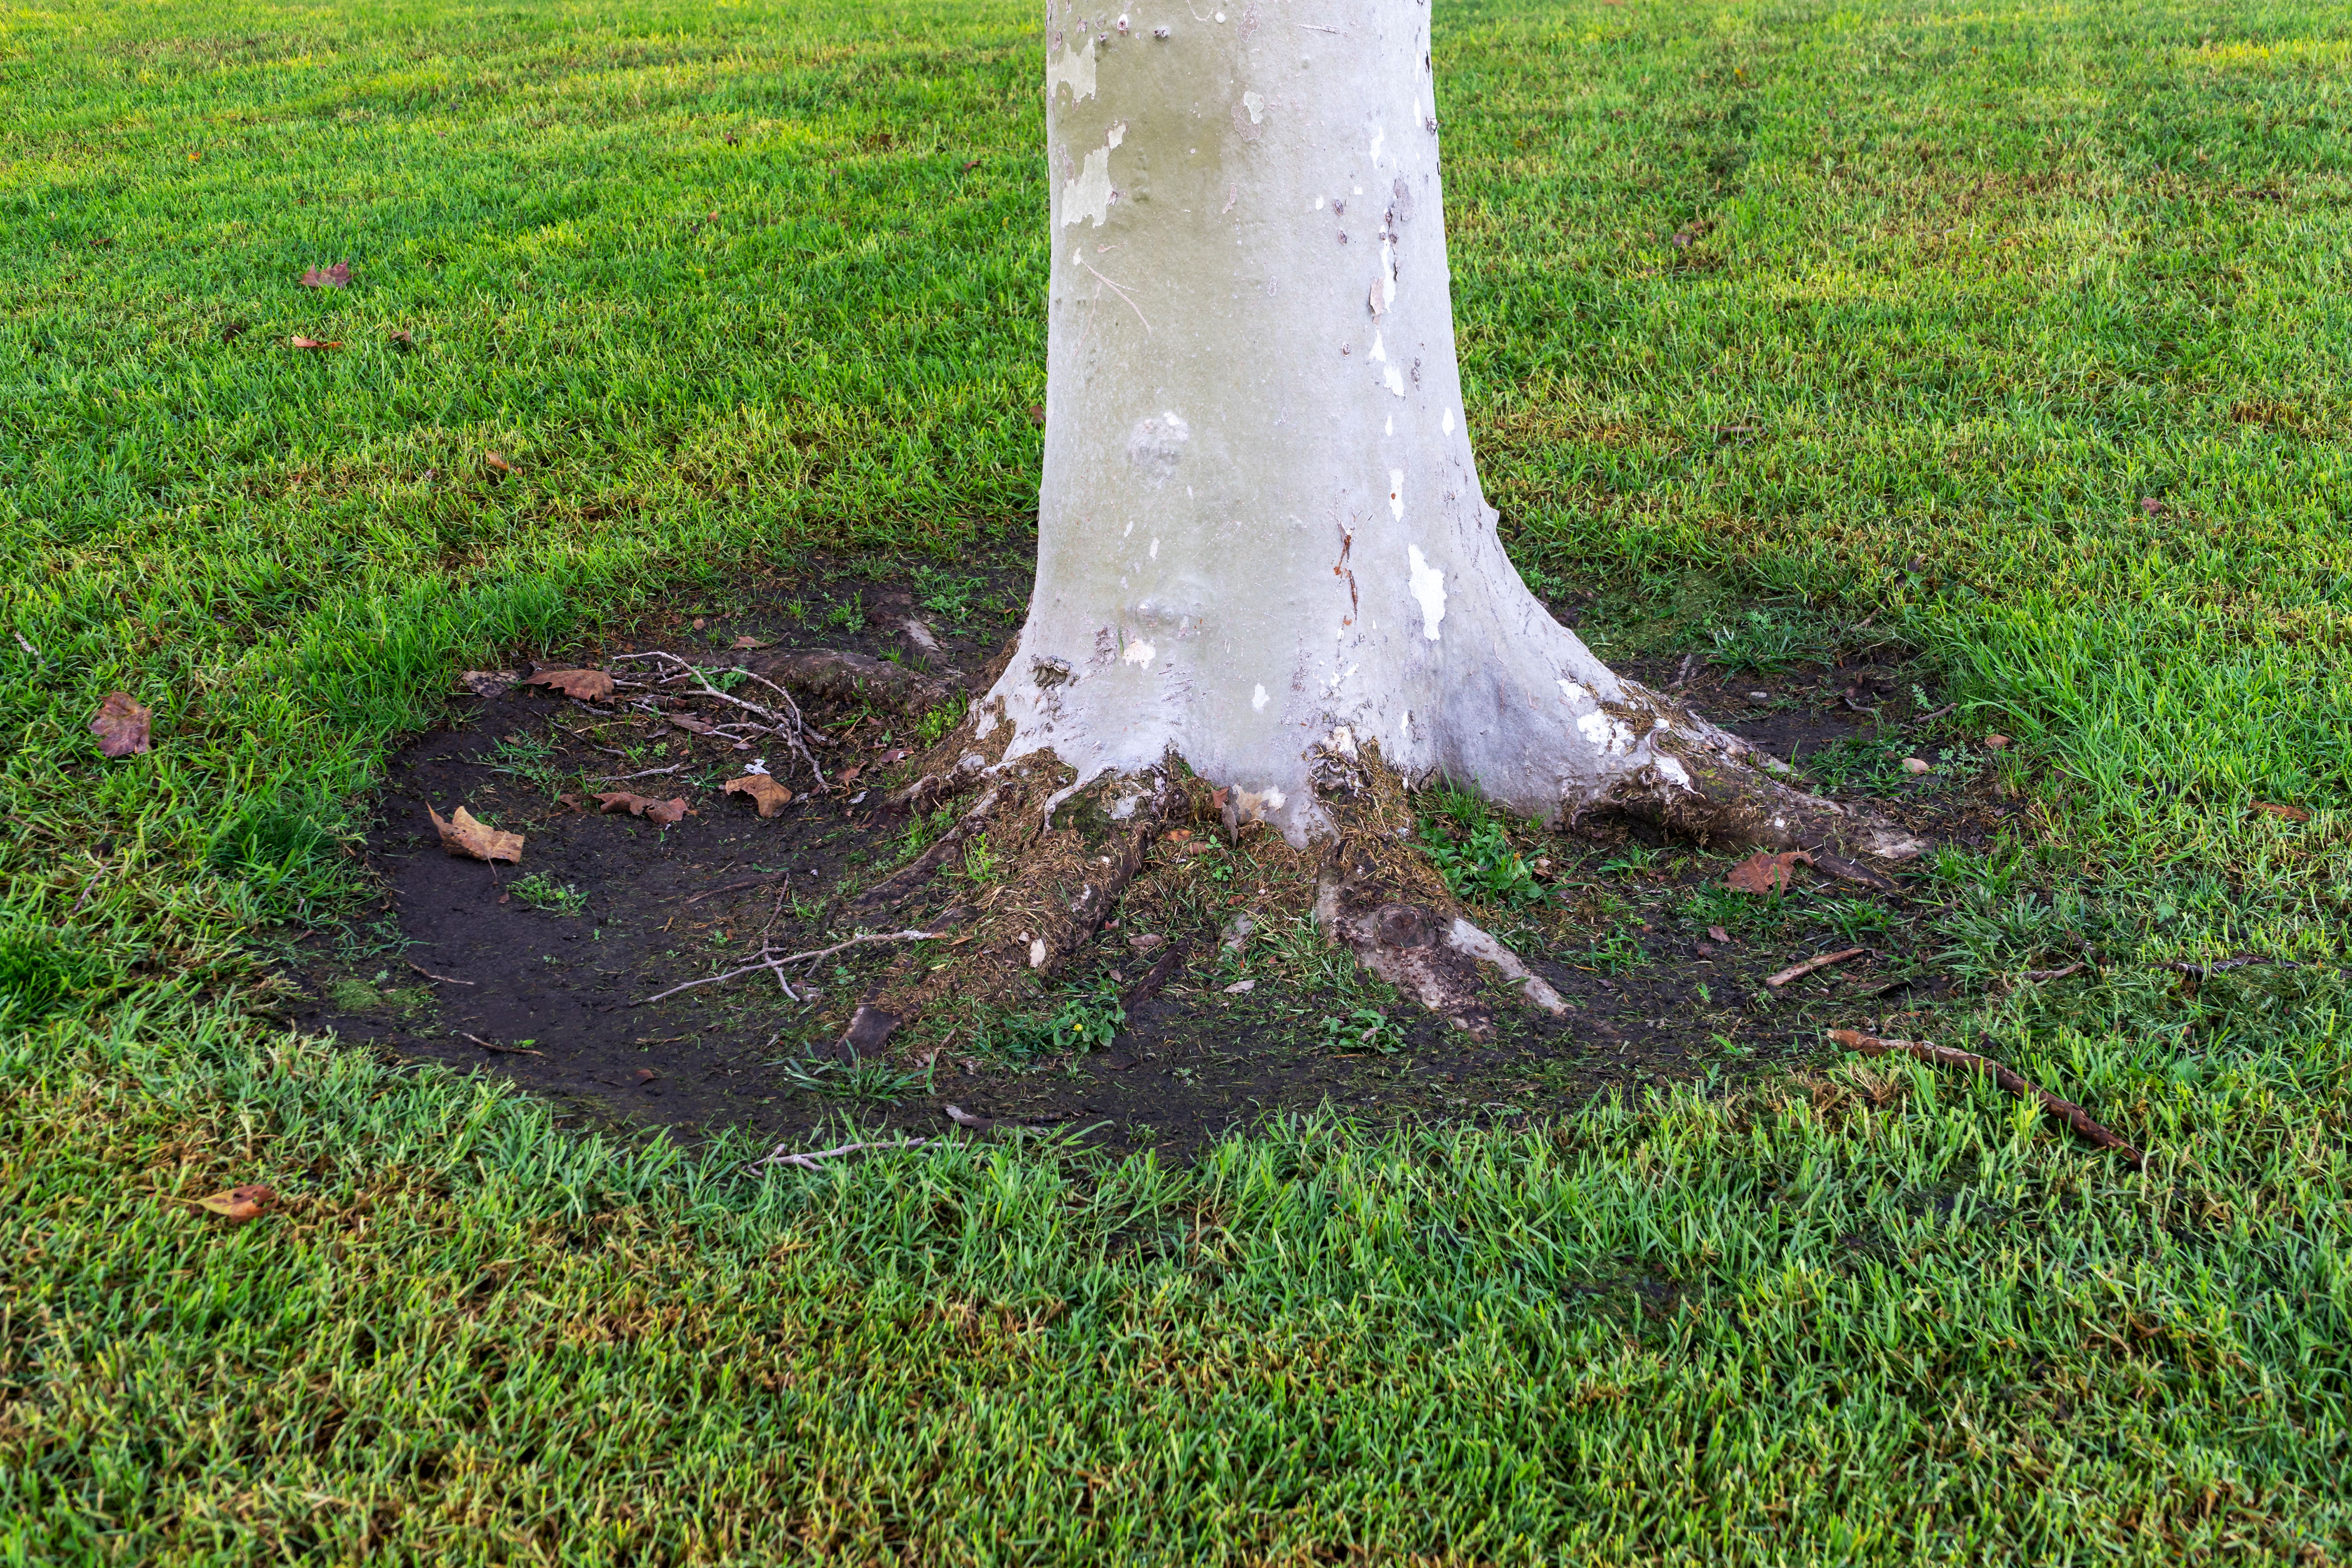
(1252, 683, 1269, 711)
(1126, 411, 1190, 481)
(1313, 195, 1325, 210)
(1399, 709, 1412, 742)
(1576, 710, 1635, 754)
(1368, 332, 1386, 361)
(1149, 537, 1159, 559)
(1384, 366, 1405, 397)
(1123, 639, 1156, 667)
(1388, 469, 1405, 519)
(1368, 125, 1387, 165)
(1378, 239, 1397, 306)
(1242, 90, 1265, 123)
(1407, 543, 1446, 640)
(1442, 408, 1455, 434)
(1046, 32, 1097, 103)
(1061, 123, 1124, 229)
(1384, 415, 1393, 436)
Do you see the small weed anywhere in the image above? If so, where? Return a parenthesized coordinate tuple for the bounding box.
(911, 565, 982, 622)
(900, 806, 956, 859)
(826, 595, 868, 634)
(957, 832, 1001, 884)
(1816, 897, 1896, 943)
(1419, 789, 1542, 908)
(486, 732, 562, 791)
(1600, 840, 1663, 878)
(773, 1053, 927, 1103)
(1708, 607, 1830, 674)
(915, 697, 967, 745)
(1575, 928, 1650, 974)
(509, 873, 588, 915)
(1320, 1007, 1406, 1054)
(1047, 978, 1124, 1051)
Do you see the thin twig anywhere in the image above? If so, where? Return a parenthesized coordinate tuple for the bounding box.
(407, 960, 476, 986)
(1906, 701, 1958, 727)
(681, 870, 792, 906)
(1765, 947, 1867, 988)
(1829, 1029, 2142, 1165)
(2015, 963, 2086, 983)
(595, 763, 687, 782)
(459, 1031, 542, 1056)
(744, 1136, 930, 1174)
(629, 929, 942, 1005)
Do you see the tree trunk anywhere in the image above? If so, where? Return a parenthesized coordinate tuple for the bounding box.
(988, 2, 1910, 860)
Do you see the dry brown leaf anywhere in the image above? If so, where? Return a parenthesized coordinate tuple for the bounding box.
(2253, 802, 2311, 823)
(1726, 849, 1813, 896)
(485, 451, 513, 475)
(90, 691, 152, 758)
(1708, 925, 1731, 944)
(525, 668, 615, 701)
(298, 260, 351, 288)
(195, 1184, 275, 1223)
(288, 336, 341, 350)
(724, 774, 793, 818)
(731, 634, 772, 650)
(428, 804, 523, 863)
(836, 764, 863, 788)
(594, 791, 692, 826)
(668, 714, 716, 736)
(878, 747, 909, 765)
(455, 669, 516, 698)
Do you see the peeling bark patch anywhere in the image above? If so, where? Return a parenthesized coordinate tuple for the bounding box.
(1406, 543, 1445, 640)
(1061, 123, 1123, 228)
(1252, 683, 1269, 711)
(1122, 638, 1156, 668)
(1045, 32, 1097, 104)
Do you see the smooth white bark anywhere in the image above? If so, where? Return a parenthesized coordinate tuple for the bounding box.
(984, 1, 1724, 842)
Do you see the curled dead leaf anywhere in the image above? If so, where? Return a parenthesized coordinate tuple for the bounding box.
(2253, 802, 2311, 823)
(90, 691, 152, 757)
(595, 791, 692, 826)
(836, 764, 863, 788)
(525, 668, 615, 701)
(724, 773, 794, 818)
(298, 260, 351, 289)
(195, 1184, 275, 1223)
(1708, 925, 1731, 944)
(731, 634, 772, 650)
(288, 336, 341, 350)
(485, 451, 513, 475)
(1725, 849, 1813, 896)
(428, 804, 523, 864)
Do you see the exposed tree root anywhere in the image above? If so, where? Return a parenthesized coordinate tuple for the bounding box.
(1606, 724, 1928, 864)
(1829, 1029, 2145, 1166)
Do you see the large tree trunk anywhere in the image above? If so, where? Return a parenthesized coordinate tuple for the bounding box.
(986, 2, 1911, 859)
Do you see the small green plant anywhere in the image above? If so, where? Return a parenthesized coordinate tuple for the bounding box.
(1599, 839, 1662, 877)
(1419, 791, 1542, 908)
(509, 873, 587, 915)
(915, 696, 967, 746)
(1707, 607, 1830, 674)
(825, 594, 868, 634)
(1047, 978, 1123, 1052)
(773, 1053, 927, 1103)
(1816, 897, 1895, 943)
(486, 732, 562, 791)
(1577, 928, 1649, 974)
(1319, 1007, 1406, 1054)
(956, 832, 1001, 884)
(900, 806, 956, 858)
(911, 565, 982, 622)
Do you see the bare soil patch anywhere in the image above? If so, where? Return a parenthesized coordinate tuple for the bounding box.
(284, 557, 2015, 1160)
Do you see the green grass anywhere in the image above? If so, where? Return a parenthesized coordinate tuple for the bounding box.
(4, 0, 2350, 1559)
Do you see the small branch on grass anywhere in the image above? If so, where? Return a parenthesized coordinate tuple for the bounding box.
(1906, 702, 1958, 728)
(629, 929, 943, 1006)
(459, 1031, 542, 1056)
(407, 961, 476, 986)
(1828, 1028, 2142, 1166)
(744, 1136, 929, 1175)
(596, 763, 686, 783)
(681, 869, 792, 906)
(2015, 962, 2086, 983)
(612, 650, 829, 789)
(1765, 947, 1868, 988)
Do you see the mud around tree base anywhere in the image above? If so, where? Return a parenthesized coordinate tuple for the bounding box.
(282, 560, 2016, 1161)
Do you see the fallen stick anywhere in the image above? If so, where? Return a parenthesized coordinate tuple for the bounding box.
(630, 928, 943, 1005)
(745, 1136, 929, 1174)
(1828, 1028, 2142, 1166)
(459, 1031, 542, 1057)
(681, 869, 792, 906)
(1766, 947, 1867, 988)
(2014, 962, 2086, 984)
(407, 961, 476, 986)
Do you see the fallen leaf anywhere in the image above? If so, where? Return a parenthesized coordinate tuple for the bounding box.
(692, 617, 707, 630)
(1164, 828, 1193, 846)
(298, 260, 351, 289)
(1128, 933, 1166, 951)
(195, 1184, 275, 1223)
(669, 714, 717, 736)
(525, 668, 615, 701)
(878, 748, 909, 765)
(836, 764, 863, 788)
(1985, 733, 2010, 750)
(1209, 786, 1231, 811)
(1708, 925, 1731, 944)
(724, 773, 794, 817)
(1223, 979, 1256, 995)
(1694, 942, 1716, 957)
(2253, 802, 2311, 823)
(288, 336, 341, 350)
(455, 669, 516, 698)
(91, 236, 113, 249)
(1028, 405, 1046, 428)
(90, 691, 152, 757)
(485, 451, 513, 475)
(595, 791, 692, 826)
(731, 634, 771, 649)
(554, 793, 585, 814)
(1901, 757, 1932, 774)
(428, 804, 523, 863)
(1726, 850, 1813, 896)
(962, 157, 982, 171)
(635, 1067, 660, 1083)
(389, 328, 414, 348)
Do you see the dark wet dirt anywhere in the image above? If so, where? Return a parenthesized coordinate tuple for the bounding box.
(285, 553, 2033, 1161)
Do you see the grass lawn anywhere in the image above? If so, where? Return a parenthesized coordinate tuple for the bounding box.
(5, 0, 2351, 1560)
